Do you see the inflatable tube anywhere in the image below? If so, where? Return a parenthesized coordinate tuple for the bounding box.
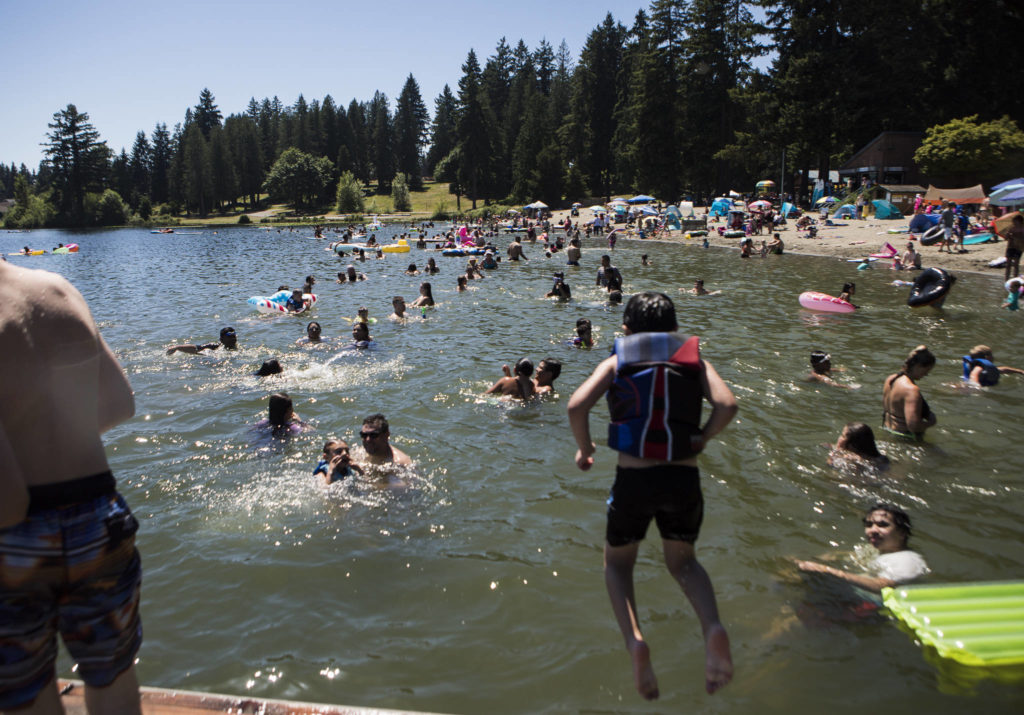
(381, 240, 410, 253)
(882, 581, 1024, 666)
(908, 267, 954, 308)
(8, 249, 46, 255)
(798, 291, 856, 313)
(442, 248, 486, 256)
(919, 225, 944, 246)
(846, 257, 878, 263)
(723, 230, 746, 238)
(963, 233, 994, 245)
(685, 230, 708, 237)
(250, 292, 317, 314)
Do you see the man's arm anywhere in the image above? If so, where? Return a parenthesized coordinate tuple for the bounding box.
(0, 423, 29, 528)
(796, 560, 893, 593)
(567, 356, 617, 470)
(97, 334, 135, 433)
(698, 360, 738, 442)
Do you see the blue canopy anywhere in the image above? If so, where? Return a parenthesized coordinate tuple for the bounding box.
(780, 202, 799, 218)
(909, 213, 938, 232)
(833, 204, 856, 218)
(628, 194, 656, 204)
(709, 198, 731, 217)
(872, 199, 903, 219)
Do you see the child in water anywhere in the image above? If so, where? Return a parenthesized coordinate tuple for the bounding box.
(313, 439, 364, 484)
(568, 291, 736, 700)
(828, 422, 890, 471)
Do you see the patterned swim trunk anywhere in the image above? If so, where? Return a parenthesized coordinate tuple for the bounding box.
(0, 474, 142, 709)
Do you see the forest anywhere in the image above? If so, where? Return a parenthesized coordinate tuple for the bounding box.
(2, 0, 1022, 228)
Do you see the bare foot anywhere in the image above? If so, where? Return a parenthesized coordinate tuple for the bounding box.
(705, 624, 733, 694)
(629, 640, 659, 700)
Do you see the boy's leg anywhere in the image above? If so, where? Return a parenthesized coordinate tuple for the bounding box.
(83, 665, 142, 715)
(662, 540, 733, 694)
(604, 542, 659, 700)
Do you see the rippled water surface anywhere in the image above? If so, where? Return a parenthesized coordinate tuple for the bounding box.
(5, 226, 1024, 713)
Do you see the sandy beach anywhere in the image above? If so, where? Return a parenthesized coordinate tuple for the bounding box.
(547, 208, 1012, 282)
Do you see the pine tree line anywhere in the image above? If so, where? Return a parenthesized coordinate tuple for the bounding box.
(4, 0, 1022, 227)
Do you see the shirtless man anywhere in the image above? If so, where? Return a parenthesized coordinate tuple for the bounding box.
(358, 414, 412, 466)
(166, 326, 237, 354)
(0, 260, 143, 713)
(535, 358, 562, 395)
(566, 238, 581, 266)
(902, 241, 922, 270)
(507, 238, 527, 261)
(485, 358, 537, 399)
(389, 296, 407, 321)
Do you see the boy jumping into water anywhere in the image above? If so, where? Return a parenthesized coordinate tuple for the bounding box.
(568, 291, 737, 700)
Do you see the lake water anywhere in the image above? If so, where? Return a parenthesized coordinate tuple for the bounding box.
(5, 226, 1024, 713)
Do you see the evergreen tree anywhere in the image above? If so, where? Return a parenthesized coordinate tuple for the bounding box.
(129, 131, 152, 207)
(193, 88, 223, 139)
(43, 103, 110, 223)
(321, 95, 340, 175)
(150, 123, 172, 204)
(367, 91, 395, 191)
(208, 124, 237, 210)
(535, 39, 555, 96)
(426, 85, 458, 176)
(111, 148, 132, 204)
(348, 99, 370, 182)
(292, 94, 309, 153)
(393, 75, 429, 190)
(225, 115, 264, 208)
(182, 123, 212, 216)
(335, 102, 356, 174)
(456, 49, 498, 208)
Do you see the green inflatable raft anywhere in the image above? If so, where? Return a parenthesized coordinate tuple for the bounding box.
(882, 581, 1024, 666)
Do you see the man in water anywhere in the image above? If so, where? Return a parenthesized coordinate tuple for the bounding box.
(507, 238, 527, 261)
(0, 260, 144, 713)
(166, 326, 237, 354)
(359, 414, 412, 466)
(390, 296, 407, 321)
(596, 254, 623, 292)
(485, 358, 538, 399)
(535, 358, 562, 395)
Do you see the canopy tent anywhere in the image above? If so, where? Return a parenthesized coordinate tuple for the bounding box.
(922, 184, 987, 205)
(871, 199, 903, 219)
(587, 205, 606, 213)
(833, 204, 856, 218)
(709, 198, 732, 217)
(780, 202, 799, 218)
(637, 205, 659, 215)
(627, 194, 656, 204)
(525, 201, 548, 209)
(992, 187, 1024, 206)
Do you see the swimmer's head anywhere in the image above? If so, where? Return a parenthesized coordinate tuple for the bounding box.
(904, 345, 936, 371)
(220, 327, 237, 348)
(256, 359, 282, 377)
(969, 344, 994, 361)
(810, 351, 831, 372)
(408, 263, 417, 272)
(352, 322, 370, 341)
(514, 357, 534, 377)
(538, 357, 561, 380)
(268, 392, 293, 426)
(841, 282, 855, 295)
(608, 289, 623, 304)
(837, 422, 881, 459)
(864, 501, 912, 547)
(623, 291, 676, 333)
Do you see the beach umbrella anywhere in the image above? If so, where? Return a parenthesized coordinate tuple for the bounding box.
(610, 197, 628, 203)
(989, 183, 1024, 206)
(507, 208, 520, 214)
(627, 194, 656, 204)
(588, 205, 606, 212)
(755, 180, 775, 189)
(992, 178, 1024, 192)
(815, 195, 839, 205)
(525, 201, 548, 209)
(748, 200, 772, 210)
(571, 202, 583, 207)
(994, 211, 1022, 237)
(638, 205, 658, 215)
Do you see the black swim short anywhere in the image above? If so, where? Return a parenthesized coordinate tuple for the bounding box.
(606, 465, 703, 547)
(1007, 248, 1022, 261)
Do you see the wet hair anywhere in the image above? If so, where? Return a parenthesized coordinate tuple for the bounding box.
(420, 282, 433, 298)
(220, 326, 236, 338)
(322, 439, 341, 455)
(307, 321, 321, 332)
(623, 291, 677, 333)
(407, 263, 417, 272)
(969, 344, 993, 361)
(457, 275, 467, 287)
(363, 413, 388, 433)
(608, 290, 623, 304)
(903, 345, 936, 371)
(268, 392, 293, 426)
(841, 282, 855, 294)
(810, 350, 830, 368)
(393, 295, 405, 304)
(865, 502, 912, 542)
(539, 357, 561, 379)
(842, 422, 882, 458)
(514, 357, 534, 377)
(352, 321, 369, 338)
(256, 359, 282, 377)
(576, 318, 592, 330)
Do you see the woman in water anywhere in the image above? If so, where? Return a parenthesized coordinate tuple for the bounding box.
(837, 282, 856, 305)
(882, 345, 936, 440)
(410, 282, 435, 307)
(405, 263, 420, 276)
(827, 422, 889, 471)
(425, 257, 439, 274)
(797, 503, 928, 593)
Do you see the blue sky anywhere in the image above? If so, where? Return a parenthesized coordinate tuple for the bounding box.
(1, 0, 649, 170)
